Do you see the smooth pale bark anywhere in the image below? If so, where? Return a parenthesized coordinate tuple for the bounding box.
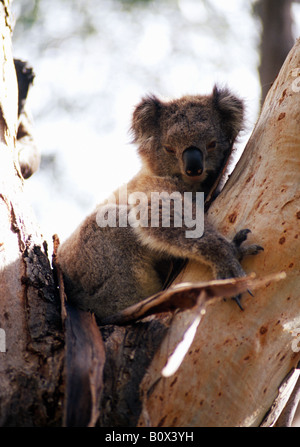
(137, 39, 300, 427)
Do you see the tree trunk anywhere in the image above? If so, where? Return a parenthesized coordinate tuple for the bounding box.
(97, 38, 300, 427)
(0, 4, 106, 427)
(255, 0, 295, 105)
(0, 1, 64, 426)
(134, 38, 300, 427)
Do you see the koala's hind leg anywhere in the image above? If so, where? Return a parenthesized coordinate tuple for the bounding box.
(57, 208, 164, 320)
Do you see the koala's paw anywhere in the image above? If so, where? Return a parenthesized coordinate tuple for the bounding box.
(215, 229, 263, 310)
(232, 229, 264, 261)
(230, 229, 263, 310)
(216, 257, 246, 311)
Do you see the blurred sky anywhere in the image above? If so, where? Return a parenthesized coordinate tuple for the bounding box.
(11, 0, 300, 245)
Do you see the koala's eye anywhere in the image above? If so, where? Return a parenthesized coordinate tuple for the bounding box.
(164, 145, 176, 154)
(207, 140, 217, 150)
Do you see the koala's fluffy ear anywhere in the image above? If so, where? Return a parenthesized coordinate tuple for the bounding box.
(131, 95, 162, 144)
(212, 85, 244, 143)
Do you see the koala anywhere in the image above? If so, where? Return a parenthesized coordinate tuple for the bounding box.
(14, 59, 40, 179)
(57, 86, 263, 321)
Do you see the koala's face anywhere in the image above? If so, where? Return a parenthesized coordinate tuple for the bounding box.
(131, 86, 244, 188)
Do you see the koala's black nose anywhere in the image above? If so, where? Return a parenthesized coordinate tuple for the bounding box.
(182, 146, 203, 177)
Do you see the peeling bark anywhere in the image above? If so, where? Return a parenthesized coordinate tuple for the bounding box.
(0, 1, 64, 426)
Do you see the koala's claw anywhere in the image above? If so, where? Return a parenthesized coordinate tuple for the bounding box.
(232, 294, 244, 311)
(232, 288, 255, 311)
(232, 229, 264, 262)
(241, 244, 264, 257)
(232, 229, 251, 247)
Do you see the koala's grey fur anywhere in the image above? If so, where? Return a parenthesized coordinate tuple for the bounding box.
(57, 86, 263, 320)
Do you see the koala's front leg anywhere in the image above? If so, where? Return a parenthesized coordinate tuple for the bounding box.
(135, 213, 252, 279)
(134, 201, 263, 309)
